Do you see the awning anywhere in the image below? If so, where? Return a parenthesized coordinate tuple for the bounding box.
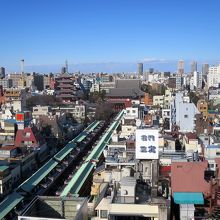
(173, 192, 204, 204)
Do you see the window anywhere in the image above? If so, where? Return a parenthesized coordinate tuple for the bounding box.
(184, 115, 188, 118)
(100, 210, 108, 218)
(132, 110, 136, 113)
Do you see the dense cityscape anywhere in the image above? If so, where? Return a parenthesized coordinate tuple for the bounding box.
(1, 0, 220, 220)
(0, 60, 220, 219)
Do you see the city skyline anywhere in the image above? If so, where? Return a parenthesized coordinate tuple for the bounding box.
(1, 0, 220, 72)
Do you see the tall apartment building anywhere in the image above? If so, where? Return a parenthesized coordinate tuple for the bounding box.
(191, 61, 197, 73)
(193, 71, 202, 89)
(177, 59, 184, 75)
(202, 63, 209, 75)
(207, 65, 220, 88)
(137, 63, 143, 77)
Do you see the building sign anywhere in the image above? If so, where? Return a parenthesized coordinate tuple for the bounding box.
(135, 129, 159, 159)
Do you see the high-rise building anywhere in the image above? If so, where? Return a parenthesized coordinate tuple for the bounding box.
(193, 71, 202, 89)
(202, 63, 209, 75)
(33, 73, 44, 91)
(207, 65, 220, 88)
(0, 67, 5, 79)
(177, 60, 184, 75)
(191, 61, 197, 73)
(137, 63, 143, 76)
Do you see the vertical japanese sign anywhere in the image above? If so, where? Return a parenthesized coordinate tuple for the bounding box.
(135, 129, 159, 159)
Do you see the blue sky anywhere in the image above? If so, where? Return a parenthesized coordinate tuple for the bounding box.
(0, 0, 220, 73)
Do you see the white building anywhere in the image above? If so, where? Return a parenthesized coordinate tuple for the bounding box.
(171, 93, 200, 132)
(153, 95, 164, 108)
(193, 71, 202, 89)
(208, 65, 220, 88)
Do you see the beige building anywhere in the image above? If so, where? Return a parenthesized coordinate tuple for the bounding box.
(153, 95, 164, 108)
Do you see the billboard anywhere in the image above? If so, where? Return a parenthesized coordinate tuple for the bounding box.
(135, 129, 159, 159)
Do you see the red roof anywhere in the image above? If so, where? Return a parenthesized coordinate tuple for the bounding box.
(185, 132, 197, 140)
(0, 146, 18, 151)
(15, 126, 45, 148)
(171, 161, 210, 197)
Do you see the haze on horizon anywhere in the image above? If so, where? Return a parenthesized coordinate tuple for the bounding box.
(0, 0, 220, 73)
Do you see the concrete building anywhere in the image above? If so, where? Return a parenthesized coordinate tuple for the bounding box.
(89, 132, 168, 219)
(4, 88, 27, 111)
(175, 76, 182, 90)
(0, 164, 21, 197)
(33, 73, 44, 91)
(202, 63, 209, 75)
(0, 79, 13, 89)
(164, 90, 173, 109)
(18, 196, 88, 220)
(193, 71, 202, 89)
(8, 73, 22, 88)
(171, 93, 200, 132)
(90, 82, 100, 93)
(32, 105, 52, 118)
(208, 64, 220, 88)
(167, 77, 176, 89)
(153, 95, 164, 108)
(197, 99, 208, 119)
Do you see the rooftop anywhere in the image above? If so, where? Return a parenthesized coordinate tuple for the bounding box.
(0, 165, 9, 172)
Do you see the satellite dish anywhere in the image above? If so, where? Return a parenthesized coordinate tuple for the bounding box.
(136, 119, 142, 127)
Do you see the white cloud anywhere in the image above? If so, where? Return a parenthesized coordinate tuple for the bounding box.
(140, 58, 168, 64)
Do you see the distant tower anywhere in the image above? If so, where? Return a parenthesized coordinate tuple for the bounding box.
(0, 67, 5, 79)
(65, 60, 68, 73)
(202, 63, 209, 75)
(177, 59, 184, 75)
(191, 61, 197, 73)
(137, 63, 143, 77)
(61, 67, 66, 74)
(21, 59, 24, 74)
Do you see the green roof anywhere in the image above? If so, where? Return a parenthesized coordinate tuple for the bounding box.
(0, 192, 24, 220)
(174, 192, 204, 204)
(0, 165, 9, 172)
(19, 158, 59, 192)
(61, 111, 124, 197)
(54, 142, 76, 161)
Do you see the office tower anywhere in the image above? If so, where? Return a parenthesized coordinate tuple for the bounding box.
(202, 63, 209, 75)
(191, 61, 197, 73)
(0, 67, 5, 79)
(137, 63, 143, 76)
(177, 60, 184, 75)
